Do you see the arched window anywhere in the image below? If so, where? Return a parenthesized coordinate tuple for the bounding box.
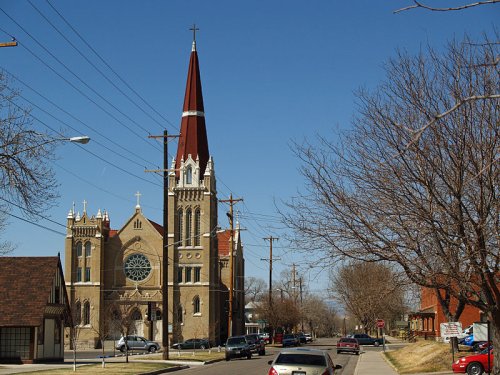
(177, 305, 183, 323)
(178, 210, 183, 245)
(83, 301, 90, 325)
(85, 241, 91, 257)
(186, 209, 192, 246)
(75, 301, 81, 325)
(76, 242, 82, 257)
(193, 296, 200, 314)
(131, 309, 142, 321)
(186, 166, 192, 184)
(194, 209, 201, 246)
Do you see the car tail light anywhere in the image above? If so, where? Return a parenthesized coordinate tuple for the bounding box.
(268, 367, 279, 375)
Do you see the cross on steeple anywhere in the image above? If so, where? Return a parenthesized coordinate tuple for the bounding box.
(190, 24, 199, 42)
(135, 191, 142, 208)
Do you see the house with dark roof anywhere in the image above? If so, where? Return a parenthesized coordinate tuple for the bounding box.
(0, 256, 71, 363)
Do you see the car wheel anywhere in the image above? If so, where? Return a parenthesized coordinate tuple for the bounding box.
(119, 346, 126, 353)
(149, 346, 157, 353)
(466, 362, 484, 375)
(259, 350, 265, 356)
(200, 344, 206, 350)
(247, 352, 252, 359)
(374, 342, 380, 347)
(356, 351, 360, 355)
(225, 355, 230, 361)
(337, 350, 341, 354)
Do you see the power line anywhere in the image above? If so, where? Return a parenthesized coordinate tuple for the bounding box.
(0, 7, 162, 152)
(45, 0, 178, 131)
(28, 0, 174, 132)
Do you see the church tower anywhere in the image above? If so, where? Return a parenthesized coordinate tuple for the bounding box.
(168, 35, 221, 343)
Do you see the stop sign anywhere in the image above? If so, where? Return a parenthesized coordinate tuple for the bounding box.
(376, 319, 385, 328)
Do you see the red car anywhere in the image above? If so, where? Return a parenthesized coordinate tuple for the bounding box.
(336, 337, 360, 355)
(452, 348, 493, 375)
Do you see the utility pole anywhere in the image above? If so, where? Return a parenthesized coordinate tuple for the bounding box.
(261, 236, 280, 307)
(146, 131, 179, 360)
(219, 194, 243, 337)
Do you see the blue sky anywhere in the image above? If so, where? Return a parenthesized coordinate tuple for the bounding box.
(1, 1, 498, 296)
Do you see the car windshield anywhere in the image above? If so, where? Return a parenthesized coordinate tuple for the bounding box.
(276, 353, 326, 366)
(227, 337, 246, 345)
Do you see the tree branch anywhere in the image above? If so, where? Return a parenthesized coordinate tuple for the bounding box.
(394, 0, 500, 13)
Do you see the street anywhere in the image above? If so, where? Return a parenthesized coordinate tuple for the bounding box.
(63, 337, 387, 375)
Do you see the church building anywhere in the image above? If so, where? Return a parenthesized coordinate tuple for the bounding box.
(64, 36, 245, 348)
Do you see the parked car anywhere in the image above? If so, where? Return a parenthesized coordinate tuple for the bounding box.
(225, 335, 252, 361)
(171, 338, 210, 350)
(336, 337, 360, 355)
(267, 348, 342, 375)
(245, 333, 266, 356)
(452, 348, 494, 374)
(282, 333, 300, 347)
(259, 332, 271, 344)
(296, 332, 307, 344)
(352, 333, 383, 346)
(304, 333, 313, 343)
(116, 335, 160, 353)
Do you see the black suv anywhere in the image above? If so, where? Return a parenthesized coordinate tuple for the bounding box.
(225, 335, 252, 360)
(245, 333, 266, 356)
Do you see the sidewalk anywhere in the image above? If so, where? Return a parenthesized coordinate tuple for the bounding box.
(353, 336, 454, 375)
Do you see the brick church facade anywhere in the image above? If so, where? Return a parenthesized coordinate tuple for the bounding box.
(64, 37, 245, 348)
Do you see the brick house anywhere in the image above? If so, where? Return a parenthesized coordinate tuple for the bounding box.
(409, 287, 483, 339)
(0, 257, 72, 363)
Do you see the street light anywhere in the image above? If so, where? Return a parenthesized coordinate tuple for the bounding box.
(66, 136, 90, 144)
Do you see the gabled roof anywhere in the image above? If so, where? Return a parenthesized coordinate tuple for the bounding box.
(0, 257, 69, 327)
(148, 219, 164, 236)
(175, 42, 210, 179)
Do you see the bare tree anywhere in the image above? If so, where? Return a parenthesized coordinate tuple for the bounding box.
(281, 35, 499, 372)
(108, 302, 136, 363)
(0, 71, 58, 218)
(244, 276, 267, 304)
(0, 210, 15, 255)
(331, 262, 409, 335)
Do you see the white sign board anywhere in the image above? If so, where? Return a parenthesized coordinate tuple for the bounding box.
(440, 322, 463, 338)
(473, 322, 488, 342)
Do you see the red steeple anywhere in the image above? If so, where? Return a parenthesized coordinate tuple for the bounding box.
(175, 38, 209, 179)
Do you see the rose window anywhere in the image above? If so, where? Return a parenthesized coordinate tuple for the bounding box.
(124, 253, 151, 281)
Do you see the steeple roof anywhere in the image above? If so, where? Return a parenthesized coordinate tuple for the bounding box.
(175, 39, 209, 178)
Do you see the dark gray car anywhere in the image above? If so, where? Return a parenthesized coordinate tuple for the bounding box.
(116, 335, 160, 353)
(225, 335, 252, 360)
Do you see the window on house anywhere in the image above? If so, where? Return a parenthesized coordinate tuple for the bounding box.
(193, 296, 200, 314)
(185, 267, 192, 283)
(75, 301, 81, 325)
(134, 219, 142, 229)
(186, 209, 192, 246)
(177, 267, 183, 283)
(83, 301, 90, 325)
(76, 267, 82, 282)
(194, 209, 201, 246)
(85, 267, 91, 282)
(178, 210, 183, 245)
(186, 166, 192, 184)
(76, 242, 82, 257)
(85, 241, 91, 257)
(194, 267, 201, 283)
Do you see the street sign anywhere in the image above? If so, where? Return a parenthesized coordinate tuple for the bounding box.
(376, 319, 385, 328)
(440, 322, 463, 338)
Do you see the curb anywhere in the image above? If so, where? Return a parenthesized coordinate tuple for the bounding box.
(138, 365, 189, 375)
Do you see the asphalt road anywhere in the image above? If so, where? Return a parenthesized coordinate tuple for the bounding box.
(175, 337, 359, 375)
